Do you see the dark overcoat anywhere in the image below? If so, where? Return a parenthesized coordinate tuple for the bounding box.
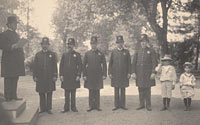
(0, 30, 25, 77)
(33, 50, 58, 93)
(132, 47, 157, 88)
(59, 50, 82, 89)
(108, 48, 131, 88)
(83, 49, 107, 89)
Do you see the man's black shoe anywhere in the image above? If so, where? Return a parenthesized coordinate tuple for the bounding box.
(160, 107, 167, 111)
(121, 107, 128, 110)
(71, 108, 78, 112)
(112, 107, 120, 111)
(146, 107, 152, 111)
(136, 106, 145, 110)
(39, 110, 45, 113)
(47, 110, 53, 114)
(13, 97, 23, 101)
(61, 109, 70, 113)
(87, 108, 94, 112)
(96, 108, 102, 111)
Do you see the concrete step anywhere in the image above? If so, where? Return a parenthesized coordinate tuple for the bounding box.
(13, 105, 39, 125)
(2, 99, 26, 119)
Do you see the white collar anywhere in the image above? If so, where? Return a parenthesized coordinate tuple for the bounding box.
(42, 49, 48, 53)
(8, 28, 14, 32)
(117, 47, 123, 51)
(184, 72, 192, 77)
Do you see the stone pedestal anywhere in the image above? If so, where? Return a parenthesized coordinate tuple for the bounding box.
(2, 99, 39, 125)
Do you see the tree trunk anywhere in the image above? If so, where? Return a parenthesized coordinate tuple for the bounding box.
(195, 43, 199, 70)
(195, 11, 200, 70)
(141, 0, 171, 57)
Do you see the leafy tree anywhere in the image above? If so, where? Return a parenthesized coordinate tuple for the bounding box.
(0, 0, 19, 32)
(52, 0, 151, 57)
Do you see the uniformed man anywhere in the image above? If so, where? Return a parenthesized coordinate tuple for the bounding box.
(33, 37, 58, 114)
(0, 16, 25, 101)
(132, 34, 157, 111)
(60, 38, 82, 113)
(83, 36, 107, 112)
(108, 35, 131, 111)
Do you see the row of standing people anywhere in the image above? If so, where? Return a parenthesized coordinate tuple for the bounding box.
(0, 16, 196, 116)
(32, 34, 157, 114)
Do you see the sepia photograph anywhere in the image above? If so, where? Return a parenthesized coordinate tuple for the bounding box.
(0, 0, 200, 125)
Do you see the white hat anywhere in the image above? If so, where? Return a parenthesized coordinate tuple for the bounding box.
(161, 55, 172, 61)
(183, 62, 193, 68)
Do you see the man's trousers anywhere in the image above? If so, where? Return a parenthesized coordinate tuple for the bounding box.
(114, 87, 126, 108)
(64, 89, 76, 110)
(39, 92, 52, 111)
(4, 77, 19, 100)
(138, 87, 151, 108)
(89, 89, 100, 109)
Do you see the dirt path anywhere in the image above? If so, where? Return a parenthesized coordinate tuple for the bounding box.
(1, 76, 200, 125)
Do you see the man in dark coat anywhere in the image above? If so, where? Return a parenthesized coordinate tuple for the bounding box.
(83, 36, 107, 112)
(108, 35, 131, 111)
(33, 37, 58, 114)
(132, 34, 157, 111)
(59, 38, 82, 113)
(0, 16, 25, 101)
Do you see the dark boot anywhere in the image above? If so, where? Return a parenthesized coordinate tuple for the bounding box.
(166, 98, 170, 110)
(187, 98, 192, 111)
(184, 98, 188, 111)
(160, 98, 167, 111)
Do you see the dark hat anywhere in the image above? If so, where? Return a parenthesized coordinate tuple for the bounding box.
(68, 38, 75, 45)
(41, 37, 50, 45)
(161, 54, 172, 61)
(6, 16, 18, 25)
(90, 36, 98, 44)
(116, 35, 124, 43)
(183, 62, 193, 68)
(140, 34, 149, 42)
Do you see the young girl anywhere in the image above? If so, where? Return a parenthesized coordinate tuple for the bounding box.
(155, 55, 177, 111)
(179, 62, 196, 111)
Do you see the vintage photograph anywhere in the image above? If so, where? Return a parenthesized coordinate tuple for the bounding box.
(0, 0, 200, 125)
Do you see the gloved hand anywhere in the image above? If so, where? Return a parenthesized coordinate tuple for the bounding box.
(53, 77, 57, 82)
(83, 76, 87, 81)
(60, 76, 64, 82)
(132, 73, 136, 79)
(76, 76, 80, 81)
(33, 77, 38, 82)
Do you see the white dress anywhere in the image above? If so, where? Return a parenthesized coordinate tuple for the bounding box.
(179, 72, 196, 98)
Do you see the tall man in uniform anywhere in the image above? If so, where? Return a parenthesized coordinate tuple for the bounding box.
(83, 36, 107, 112)
(33, 37, 58, 114)
(60, 38, 82, 113)
(132, 34, 157, 111)
(108, 35, 131, 111)
(0, 16, 25, 101)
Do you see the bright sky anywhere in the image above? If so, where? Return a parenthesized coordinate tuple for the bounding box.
(29, 0, 194, 42)
(31, 0, 56, 38)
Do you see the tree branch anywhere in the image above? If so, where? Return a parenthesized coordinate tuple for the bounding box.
(166, 0, 172, 11)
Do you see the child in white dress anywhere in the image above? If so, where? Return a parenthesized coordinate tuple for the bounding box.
(179, 62, 196, 111)
(155, 55, 177, 111)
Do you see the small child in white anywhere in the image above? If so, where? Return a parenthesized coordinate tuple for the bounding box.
(155, 55, 177, 111)
(179, 62, 196, 111)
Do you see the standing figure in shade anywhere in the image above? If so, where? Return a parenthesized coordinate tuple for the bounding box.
(83, 36, 107, 112)
(0, 16, 25, 101)
(108, 35, 131, 111)
(155, 55, 177, 111)
(33, 37, 58, 114)
(179, 62, 196, 111)
(60, 38, 82, 113)
(132, 34, 157, 111)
